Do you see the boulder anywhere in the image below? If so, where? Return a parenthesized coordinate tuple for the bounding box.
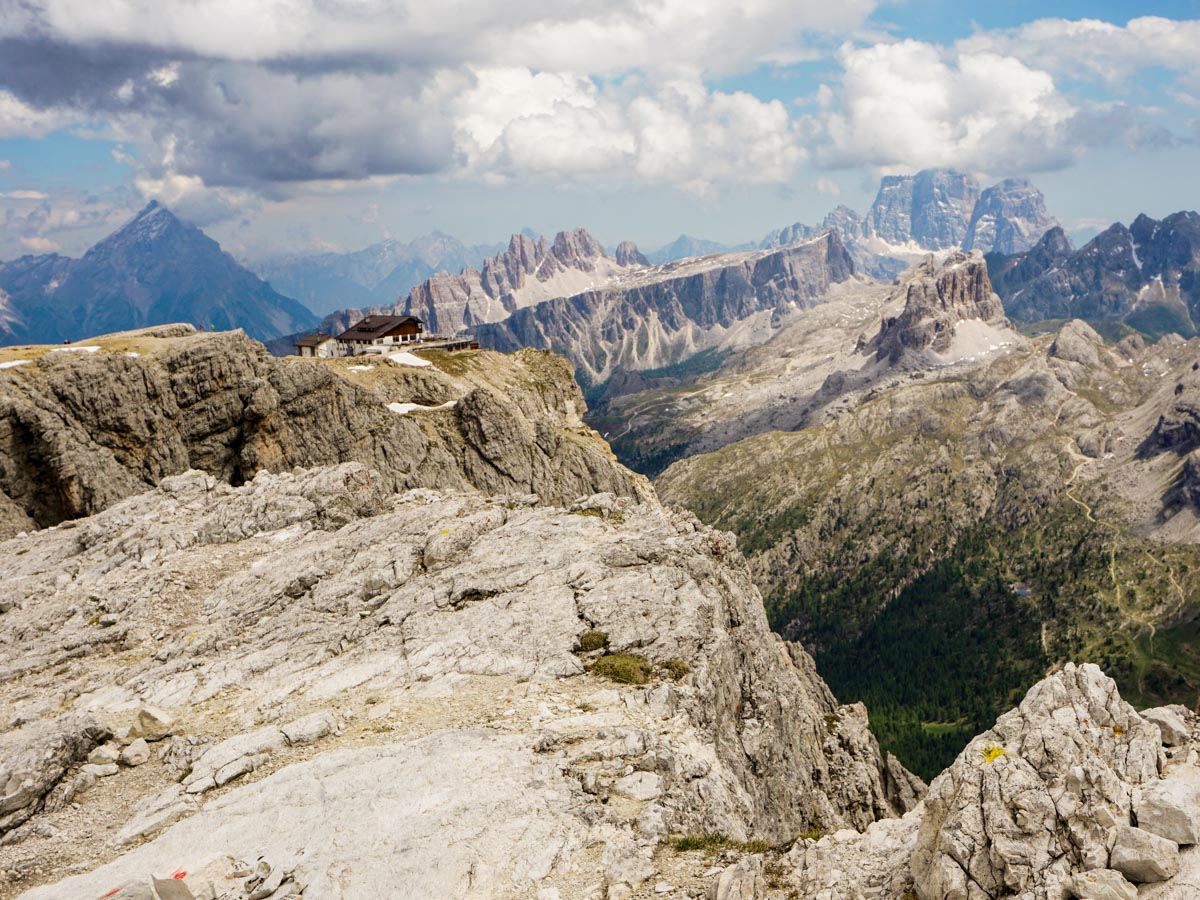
(120, 739, 152, 767)
(1142, 707, 1193, 747)
(1069, 868, 1137, 900)
(707, 856, 765, 900)
(1110, 825, 1180, 883)
(126, 706, 175, 742)
(1135, 778, 1200, 845)
(0, 712, 112, 835)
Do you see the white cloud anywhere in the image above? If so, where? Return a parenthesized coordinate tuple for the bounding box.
(959, 16, 1200, 87)
(1, 190, 48, 200)
(19, 235, 61, 252)
(456, 69, 805, 191)
(808, 40, 1077, 173)
(3, 0, 878, 76)
(0, 90, 67, 138)
(0, 160, 11, 171)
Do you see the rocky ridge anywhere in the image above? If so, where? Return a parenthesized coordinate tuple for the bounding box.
(869, 250, 1009, 363)
(476, 231, 857, 388)
(0, 462, 919, 899)
(964, 177, 1061, 255)
(0, 324, 645, 538)
(786, 664, 1200, 900)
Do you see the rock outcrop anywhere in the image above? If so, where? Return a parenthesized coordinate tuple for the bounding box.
(0, 326, 645, 536)
(614, 241, 650, 267)
(0, 463, 918, 898)
(782, 664, 1200, 900)
(869, 251, 1009, 363)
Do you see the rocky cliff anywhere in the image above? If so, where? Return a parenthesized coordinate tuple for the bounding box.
(963, 177, 1059, 255)
(870, 251, 1009, 363)
(0, 324, 646, 538)
(868, 169, 981, 250)
(0, 462, 918, 899)
(591, 253, 1018, 476)
(476, 231, 857, 387)
(995, 211, 1200, 337)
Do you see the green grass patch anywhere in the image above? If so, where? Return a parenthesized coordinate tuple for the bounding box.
(576, 630, 609, 653)
(665, 659, 690, 680)
(672, 833, 772, 854)
(592, 653, 653, 685)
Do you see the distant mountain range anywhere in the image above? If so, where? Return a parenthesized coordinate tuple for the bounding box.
(988, 212, 1200, 338)
(760, 169, 1059, 277)
(250, 233, 502, 317)
(0, 202, 317, 345)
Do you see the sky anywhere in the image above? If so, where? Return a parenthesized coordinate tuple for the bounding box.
(0, 1, 1198, 261)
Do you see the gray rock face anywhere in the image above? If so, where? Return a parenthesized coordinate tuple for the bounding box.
(911, 663, 1163, 899)
(0, 713, 112, 835)
(1142, 706, 1195, 747)
(868, 169, 981, 250)
(392, 228, 618, 334)
(963, 177, 1059, 255)
(870, 251, 1008, 363)
(1111, 825, 1180, 882)
(1070, 868, 1138, 900)
(1135, 778, 1200, 845)
(3, 463, 918, 898)
(614, 241, 649, 267)
(0, 328, 644, 536)
(477, 231, 857, 385)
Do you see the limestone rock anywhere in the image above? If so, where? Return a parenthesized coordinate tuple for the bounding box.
(0, 331, 644, 537)
(0, 713, 112, 836)
(4, 467, 918, 897)
(279, 711, 336, 746)
(116, 785, 200, 846)
(121, 739, 152, 767)
(911, 663, 1162, 899)
(1135, 778, 1200, 845)
(707, 856, 765, 900)
(1110, 825, 1180, 883)
(476, 231, 857, 387)
(89, 743, 122, 765)
(1069, 868, 1138, 900)
(1143, 706, 1194, 747)
(963, 177, 1059, 255)
(870, 251, 1009, 364)
(127, 706, 175, 742)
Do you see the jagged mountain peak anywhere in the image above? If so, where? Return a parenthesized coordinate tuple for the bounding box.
(870, 250, 1008, 363)
(614, 240, 649, 267)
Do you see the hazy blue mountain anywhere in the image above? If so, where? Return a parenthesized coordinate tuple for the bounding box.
(646, 234, 754, 265)
(0, 202, 317, 345)
(252, 233, 502, 316)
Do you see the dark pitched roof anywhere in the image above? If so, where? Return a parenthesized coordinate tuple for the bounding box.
(337, 315, 423, 342)
(294, 333, 335, 347)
